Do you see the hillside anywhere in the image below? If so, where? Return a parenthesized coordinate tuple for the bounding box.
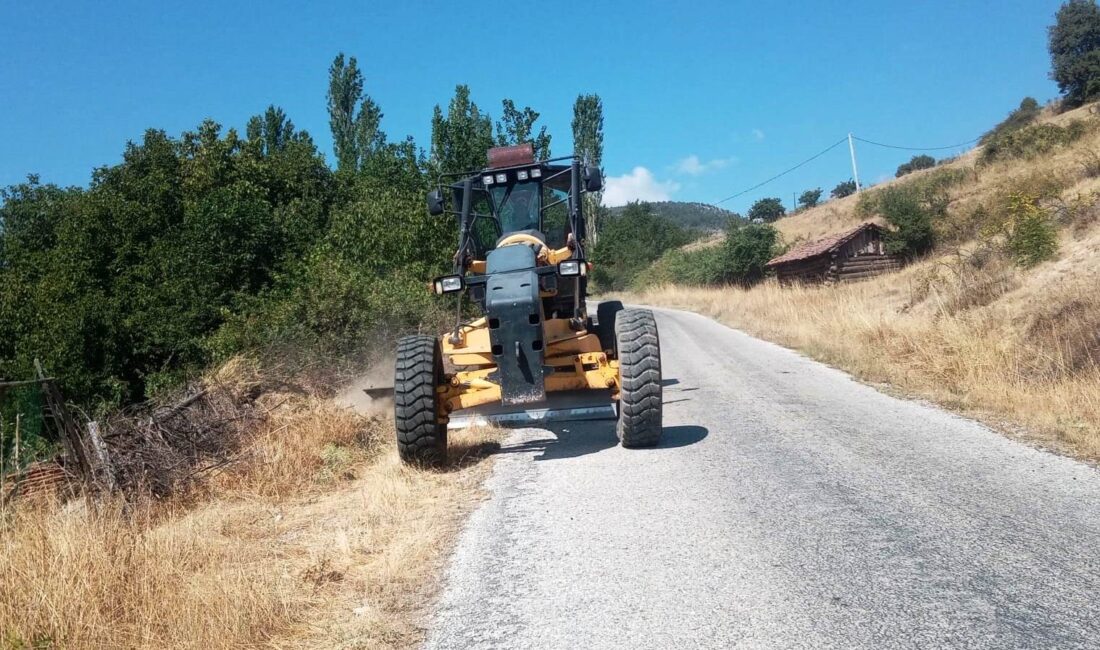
(626, 100, 1100, 460)
(608, 200, 740, 231)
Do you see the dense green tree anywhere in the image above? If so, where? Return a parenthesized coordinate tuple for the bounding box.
(831, 180, 857, 199)
(430, 85, 495, 175)
(572, 94, 605, 243)
(722, 222, 780, 286)
(747, 197, 785, 222)
(1050, 0, 1100, 105)
(896, 154, 936, 178)
(1, 118, 336, 410)
(590, 202, 690, 290)
(246, 105, 310, 156)
(495, 99, 551, 159)
(798, 188, 823, 209)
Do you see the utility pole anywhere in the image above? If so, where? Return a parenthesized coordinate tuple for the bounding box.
(848, 133, 862, 193)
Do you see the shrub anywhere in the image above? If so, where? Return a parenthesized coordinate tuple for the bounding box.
(980, 97, 1042, 144)
(1004, 193, 1058, 267)
(979, 120, 1091, 165)
(895, 154, 936, 178)
(633, 222, 779, 288)
(637, 246, 727, 287)
(798, 188, 823, 209)
(876, 188, 936, 257)
(831, 180, 857, 199)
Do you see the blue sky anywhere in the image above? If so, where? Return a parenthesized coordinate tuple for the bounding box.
(0, 0, 1065, 214)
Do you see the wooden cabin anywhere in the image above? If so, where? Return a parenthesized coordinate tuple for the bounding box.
(765, 222, 901, 284)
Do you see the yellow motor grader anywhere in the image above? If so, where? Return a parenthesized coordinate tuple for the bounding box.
(394, 143, 661, 465)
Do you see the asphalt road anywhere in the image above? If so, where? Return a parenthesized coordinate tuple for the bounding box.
(423, 306, 1100, 649)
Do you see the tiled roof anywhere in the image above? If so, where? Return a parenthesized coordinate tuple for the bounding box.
(766, 222, 882, 267)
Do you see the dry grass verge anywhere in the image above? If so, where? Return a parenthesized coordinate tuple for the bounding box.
(628, 103, 1100, 461)
(623, 255, 1100, 460)
(1, 359, 502, 649)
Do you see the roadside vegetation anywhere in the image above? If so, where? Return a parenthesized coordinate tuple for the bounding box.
(0, 356, 503, 648)
(1, 53, 600, 647)
(623, 101, 1100, 460)
(613, 2, 1100, 460)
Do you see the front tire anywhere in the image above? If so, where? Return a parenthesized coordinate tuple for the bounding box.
(394, 335, 447, 466)
(615, 309, 662, 448)
(596, 300, 625, 353)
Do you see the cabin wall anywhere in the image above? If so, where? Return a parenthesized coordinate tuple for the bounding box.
(770, 227, 902, 284)
(832, 231, 901, 281)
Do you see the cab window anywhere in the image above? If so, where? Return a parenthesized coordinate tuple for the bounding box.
(490, 181, 541, 234)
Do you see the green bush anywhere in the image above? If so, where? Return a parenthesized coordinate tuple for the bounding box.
(877, 188, 936, 256)
(856, 168, 970, 257)
(895, 154, 936, 178)
(638, 246, 728, 286)
(1005, 193, 1059, 267)
(798, 188, 823, 209)
(980, 97, 1042, 144)
(634, 222, 779, 288)
(979, 120, 1091, 165)
(831, 180, 857, 199)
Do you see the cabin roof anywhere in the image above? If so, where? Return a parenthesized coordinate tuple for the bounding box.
(765, 222, 884, 267)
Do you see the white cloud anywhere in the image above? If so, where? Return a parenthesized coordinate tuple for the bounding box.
(752, 128, 766, 141)
(675, 154, 734, 176)
(602, 167, 681, 207)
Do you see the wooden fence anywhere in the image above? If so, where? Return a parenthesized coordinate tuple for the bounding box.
(1, 361, 114, 501)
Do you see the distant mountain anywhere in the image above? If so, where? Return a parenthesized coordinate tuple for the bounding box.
(608, 201, 740, 232)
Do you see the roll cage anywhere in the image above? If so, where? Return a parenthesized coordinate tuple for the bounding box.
(433, 152, 597, 274)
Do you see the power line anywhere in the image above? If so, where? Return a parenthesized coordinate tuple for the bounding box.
(851, 135, 980, 151)
(712, 131, 981, 207)
(714, 136, 848, 205)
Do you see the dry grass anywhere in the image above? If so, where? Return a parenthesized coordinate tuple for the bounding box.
(774, 103, 1100, 245)
(626, 227, 1100, 459)
(0, 361, 502, 649)
(625, 103, 1100, 460)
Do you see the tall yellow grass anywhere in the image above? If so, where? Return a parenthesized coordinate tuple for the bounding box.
(630, 102, 1100, 459)
(0, 362, 500, 649)
(629, 251, 1100, 459)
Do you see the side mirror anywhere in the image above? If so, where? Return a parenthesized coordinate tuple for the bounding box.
(583, 166, 603, 192)
(426, 189, 445, 216)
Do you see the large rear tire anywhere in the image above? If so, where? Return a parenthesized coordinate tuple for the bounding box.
(615, 309, 662, 448)
(596, 300, 624, 353)
(394, 335, 448, 466)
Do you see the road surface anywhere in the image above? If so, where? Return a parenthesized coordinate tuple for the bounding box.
(424, 306, 1100, 649)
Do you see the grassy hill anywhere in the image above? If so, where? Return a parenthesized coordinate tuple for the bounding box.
(608, 201, 740, 231)
(623, 101, 1100, 461)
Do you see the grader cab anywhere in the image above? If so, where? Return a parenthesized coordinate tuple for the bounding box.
(394, 143, 662, 465)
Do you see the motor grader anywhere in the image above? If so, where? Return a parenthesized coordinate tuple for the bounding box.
(394, 143, 662, 465)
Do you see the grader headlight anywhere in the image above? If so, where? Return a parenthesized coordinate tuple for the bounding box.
(433, 275, 465, 294)
(558, 260, 586, 277)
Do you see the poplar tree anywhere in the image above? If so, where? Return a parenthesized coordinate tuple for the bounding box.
(572, 94, 604, 243)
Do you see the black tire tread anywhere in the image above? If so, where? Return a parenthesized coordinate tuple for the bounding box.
(394, 335, 447, 465)
(615, 309, 662, 448)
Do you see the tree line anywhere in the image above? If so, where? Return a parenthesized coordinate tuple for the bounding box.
(0, 53, 605, 451)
